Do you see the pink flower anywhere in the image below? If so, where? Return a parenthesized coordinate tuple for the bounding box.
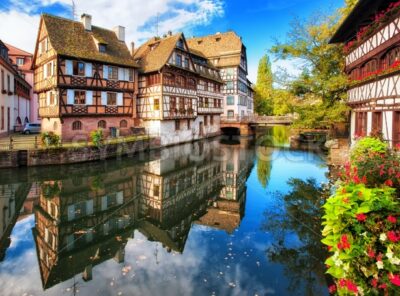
(346, 280, 358, 293)
(356, 213, 367, 222)
(385, 179, 394, 187)
(371, 278, 378, 288)
(367, 248, 375, 259)
(388, 215, 397, 224)
(338, 235, 351, 250)
(387, 231, 399, 243)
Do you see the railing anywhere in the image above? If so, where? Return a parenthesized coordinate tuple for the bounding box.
(221, 115, 295, 124)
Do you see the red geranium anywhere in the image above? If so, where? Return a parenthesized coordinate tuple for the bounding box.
(389, 274, 400, 286)
(338, 234, 351, 250)
(387, 231, 399, 243)
(356, 213, 367, 222)
(388, 215, 397, 224)
(328, 284, 337, 294)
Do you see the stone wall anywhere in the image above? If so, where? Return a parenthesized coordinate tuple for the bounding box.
(0, 138, 161, 169)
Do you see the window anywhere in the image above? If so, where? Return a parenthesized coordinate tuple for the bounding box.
(49, 92, 55, 105)
(210, 115, 214, 126)
(120, 120, 128, 128)
(40, 38, 48, 54)
(176, 75, 185, 87)
(226, 81, 234, 90)
(108, 66, 118, 80)
(73, 61, 85, 76)
(355, 112, 367, 137)
(177, 39, 184, 49)
(383, 47, 400, 70)
(99, 44, 107, 53)
(164, 72, 175, 85)
(176, 54, 182, 67)
(98, 120, 107, 129)
(72, 121, 82, 130)
(175, 120, 180, 131)
(107, 92, 117, 105)
(227, 96, 234, 105)
(204, 116, 208, 126)
(170, 97, 177, 112)
(147, 74, 160, 85)
(198, 80, 206, 91)
(187, 78, 196, 90)
(45, 62, 53, 77)
(128, 69, 134, 81)
(198, 97, 204, 108)
(227, 110, 234, 118)
(372, 112, 382, 134)
(153, 185, 160, 197)
(394, 111, 400, 145)
(74, 91, 86, 104)
(226, 163, 234, 172)
(7, 75, 10, 92)
(184, 57, 189, 69)
(1, 70, 4, 91)
(187, 119, 191, 130)
(16, 58, 24, 66)
(154, 98, 160, 111)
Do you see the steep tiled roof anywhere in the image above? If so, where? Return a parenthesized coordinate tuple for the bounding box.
(187, 31, 244, 68)
(42, 14, 138, 67)
(133, 33, 182, 73)
(5, 43, 33, 72)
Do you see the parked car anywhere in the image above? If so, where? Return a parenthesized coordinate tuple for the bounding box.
(22, 123, 41, 134)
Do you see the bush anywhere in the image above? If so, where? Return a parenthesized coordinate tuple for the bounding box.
(351, 137, 388, 161)
(90, 129, 104, 147)
(322, 183, 400, 295)
(41, 132, 60, 148)
(341, 137, 400, 190)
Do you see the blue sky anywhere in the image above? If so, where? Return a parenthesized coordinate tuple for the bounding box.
(0, 0, 345, 81)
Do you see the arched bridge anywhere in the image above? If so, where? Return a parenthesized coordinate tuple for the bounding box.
(220, 115, 295, 136)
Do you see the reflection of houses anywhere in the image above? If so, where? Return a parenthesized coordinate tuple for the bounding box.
(33, 168, 139, 290)
(0, 181, 32, 260)
(197, 139, 254, 233)
(137, 142, 223, 252)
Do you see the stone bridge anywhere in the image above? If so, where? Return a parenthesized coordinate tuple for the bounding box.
(220, 115, 295, 136)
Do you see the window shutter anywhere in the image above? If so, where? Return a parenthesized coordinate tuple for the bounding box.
(46, 92, 50, 105)
(43, 64, 47, 78)
(118, 68, 124, 81)
(117, 93, 123, 106)
(85, 63, 92, 77)
(86, 91, 93, 105)
(103, 65, 108, 79)
(101, 92, 107, 105)
(86, 200, 94, 215)
(66, 60, 73, 75)
(67, 90, 74, 105)
(117, 192, 123, 204)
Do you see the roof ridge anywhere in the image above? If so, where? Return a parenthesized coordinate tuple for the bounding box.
(187, 31, 238, 40)
(4, 43, 32, 56)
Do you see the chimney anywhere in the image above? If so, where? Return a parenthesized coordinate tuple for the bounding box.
(81, 14, 92, 31)
(114, 26, 125, 42)
(130, 41, 135, 56)
(168, 30, 172, 36)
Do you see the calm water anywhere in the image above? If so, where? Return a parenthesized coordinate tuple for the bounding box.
(0, 127, 330, 296)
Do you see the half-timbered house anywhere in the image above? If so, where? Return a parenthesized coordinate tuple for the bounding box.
(134, 32, 223, 146)
(32, 14, 139, 141)
(187, 32, 254, 119)
(331, 0, 400, 146)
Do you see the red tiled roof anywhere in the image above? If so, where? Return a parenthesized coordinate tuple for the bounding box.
(5, 43, 33, 72)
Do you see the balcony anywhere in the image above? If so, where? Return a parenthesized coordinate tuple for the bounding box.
(198, 106, 223, 114)
(39, 106, 59, 117)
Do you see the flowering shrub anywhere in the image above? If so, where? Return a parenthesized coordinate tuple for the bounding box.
(41, 132, 60, 148)
(340, 137, 400, 190)
(90, 129, 104, 147)
(322, 183, 400, 295)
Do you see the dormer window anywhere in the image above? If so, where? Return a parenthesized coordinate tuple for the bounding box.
(16, 58, 24, 66)
(177, 39, 184, 49)
(99, 44, 107, 53)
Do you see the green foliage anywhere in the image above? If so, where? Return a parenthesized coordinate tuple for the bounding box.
(40, 132, 60, 148)
(350, 137, 388, 161)
(256, 147, 272, 188)
(255, 54, 274, 115)
(41, 181, 61, 199)
(270, 0, 358, 128)
(90, 129, 104, 147)
(322, 183, 400, 295)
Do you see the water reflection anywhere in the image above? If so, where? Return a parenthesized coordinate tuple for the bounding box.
(0, 129, 331, 296)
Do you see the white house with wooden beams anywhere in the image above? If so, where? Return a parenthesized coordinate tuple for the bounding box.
(32, 14, 139, 141)
(187, 32, 254, 119)
(331, 0, 400, 146)
(133, 32, 223, 146)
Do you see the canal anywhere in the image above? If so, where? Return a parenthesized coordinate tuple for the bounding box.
(0, 127, 330, 296)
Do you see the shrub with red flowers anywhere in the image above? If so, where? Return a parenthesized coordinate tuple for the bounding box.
(322, 136, 400, 295)
(339, 137, 400, 191)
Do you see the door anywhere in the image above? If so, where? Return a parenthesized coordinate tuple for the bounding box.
(372, 112, 382, 135)
(393, 111, 400, 146)
(7, 107, 10, 133)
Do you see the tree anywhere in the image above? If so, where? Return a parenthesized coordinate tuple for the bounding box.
(270, 1, 358, 128)
(254, 54, 274, 115)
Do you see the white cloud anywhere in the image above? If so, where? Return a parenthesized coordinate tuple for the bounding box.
(0, 0, 224, 53)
